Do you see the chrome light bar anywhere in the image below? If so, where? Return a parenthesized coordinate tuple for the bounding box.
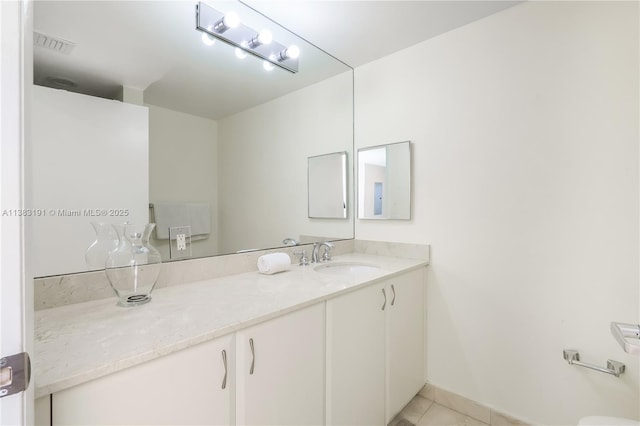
(195, 2, 299, 73)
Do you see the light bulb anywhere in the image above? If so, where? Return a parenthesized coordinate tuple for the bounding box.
(286, 45, 300, 59)
(214, 11, 240, 33)
(201, 32, 216, 46)
(249, 29, 272, 48)
(235, 47, 247, 59)
(258, 30, 272, 45)
(263, 60, 274, 71)
(223, 11, 239, 29)
(278, 45, 300, 61)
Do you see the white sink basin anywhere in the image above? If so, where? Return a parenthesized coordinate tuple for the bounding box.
(313, 262, 380, 275)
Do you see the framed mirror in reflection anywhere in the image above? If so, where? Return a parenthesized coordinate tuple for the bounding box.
(30, 1, 354, 277)
(308, 152, 348, 219)
(357, 141, 411, 220)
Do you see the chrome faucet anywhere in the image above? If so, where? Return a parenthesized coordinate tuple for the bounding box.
(293, 250, 309, 266)
(312, 241, 334, 263)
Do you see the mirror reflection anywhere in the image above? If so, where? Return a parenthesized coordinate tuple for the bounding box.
(308, 152, 348, 219)
(30, 1, 354, 277)
(357, 141, 411, 220)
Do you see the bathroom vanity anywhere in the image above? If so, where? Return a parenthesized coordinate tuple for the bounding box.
(34, 252, 428, 426)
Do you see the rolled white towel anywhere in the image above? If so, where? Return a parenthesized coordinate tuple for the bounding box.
(257, 253, 291, 275)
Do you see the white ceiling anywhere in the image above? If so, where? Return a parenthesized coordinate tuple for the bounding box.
(243, 1, 521, 68)
(33, 1, 520, 119)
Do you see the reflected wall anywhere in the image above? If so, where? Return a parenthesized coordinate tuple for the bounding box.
(218, 71, 354, 253)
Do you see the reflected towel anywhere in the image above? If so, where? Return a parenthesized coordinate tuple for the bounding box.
(153, 202, 211, 240)
(257, 253, 291, 275)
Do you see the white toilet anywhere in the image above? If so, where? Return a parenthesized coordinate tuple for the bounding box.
(576, 323, 640, 426)
(579, 417, 640, 426)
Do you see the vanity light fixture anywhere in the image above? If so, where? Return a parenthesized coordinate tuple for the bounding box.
(195, 2, 299, 73)
(212, 11, 239, 33)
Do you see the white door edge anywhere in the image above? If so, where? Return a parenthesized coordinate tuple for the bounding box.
(1, 1, 33, 425)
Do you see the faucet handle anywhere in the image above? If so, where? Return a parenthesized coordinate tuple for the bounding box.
(321, 242, 334, 262)
(293, 250, 309, 266)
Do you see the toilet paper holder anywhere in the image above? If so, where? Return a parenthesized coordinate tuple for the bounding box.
(563, 350, 625, 377)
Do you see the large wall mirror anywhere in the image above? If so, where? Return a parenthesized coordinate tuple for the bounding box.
(30, 0, 354, 277)
(357, 141, 411, 220)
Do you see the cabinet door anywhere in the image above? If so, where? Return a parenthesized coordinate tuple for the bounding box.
(35, 396, 50, 426)
(326, 282, 386, 426)
(52, 334, 234, 425)
(386, 268, 426, 422)
(236, 303, 325, 426)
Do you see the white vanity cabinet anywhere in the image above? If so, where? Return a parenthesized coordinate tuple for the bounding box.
(35, 257, 428, 426)
(35, 396, 51, 426)
(385, 267, 426, 423)
(50, 334, 234, 425)
(327, 267, 426, 425)
(235, 303, 325, 426)
(326, 281, 386, 425)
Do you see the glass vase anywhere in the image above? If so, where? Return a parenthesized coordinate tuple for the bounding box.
(84, 222, 119, 270)
(105, 223, 162, 307)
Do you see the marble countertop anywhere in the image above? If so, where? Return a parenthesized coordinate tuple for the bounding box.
(34, 253, 426, 398)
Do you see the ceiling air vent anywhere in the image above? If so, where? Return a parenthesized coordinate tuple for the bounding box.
(34, 31, 75, 54)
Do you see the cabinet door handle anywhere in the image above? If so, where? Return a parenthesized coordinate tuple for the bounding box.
(221, 349, 227, 389)
(249, 338, 255, 375)
(391, 284, 396, 306)
(381, 288, 387, 311)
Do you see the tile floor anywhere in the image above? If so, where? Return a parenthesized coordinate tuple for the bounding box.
(389, 394, 490, 426)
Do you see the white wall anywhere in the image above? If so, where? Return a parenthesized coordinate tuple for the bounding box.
(218, 71, 353, 253)
(30, 86, 148, 277)
(354, 2, 639, 424)
(148, 105, 218, 260)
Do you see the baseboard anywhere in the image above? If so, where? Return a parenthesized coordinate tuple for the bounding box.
(418, 383, 531, 426)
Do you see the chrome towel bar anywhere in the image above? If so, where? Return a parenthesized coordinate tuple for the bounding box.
(563, 350, 625, 377)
